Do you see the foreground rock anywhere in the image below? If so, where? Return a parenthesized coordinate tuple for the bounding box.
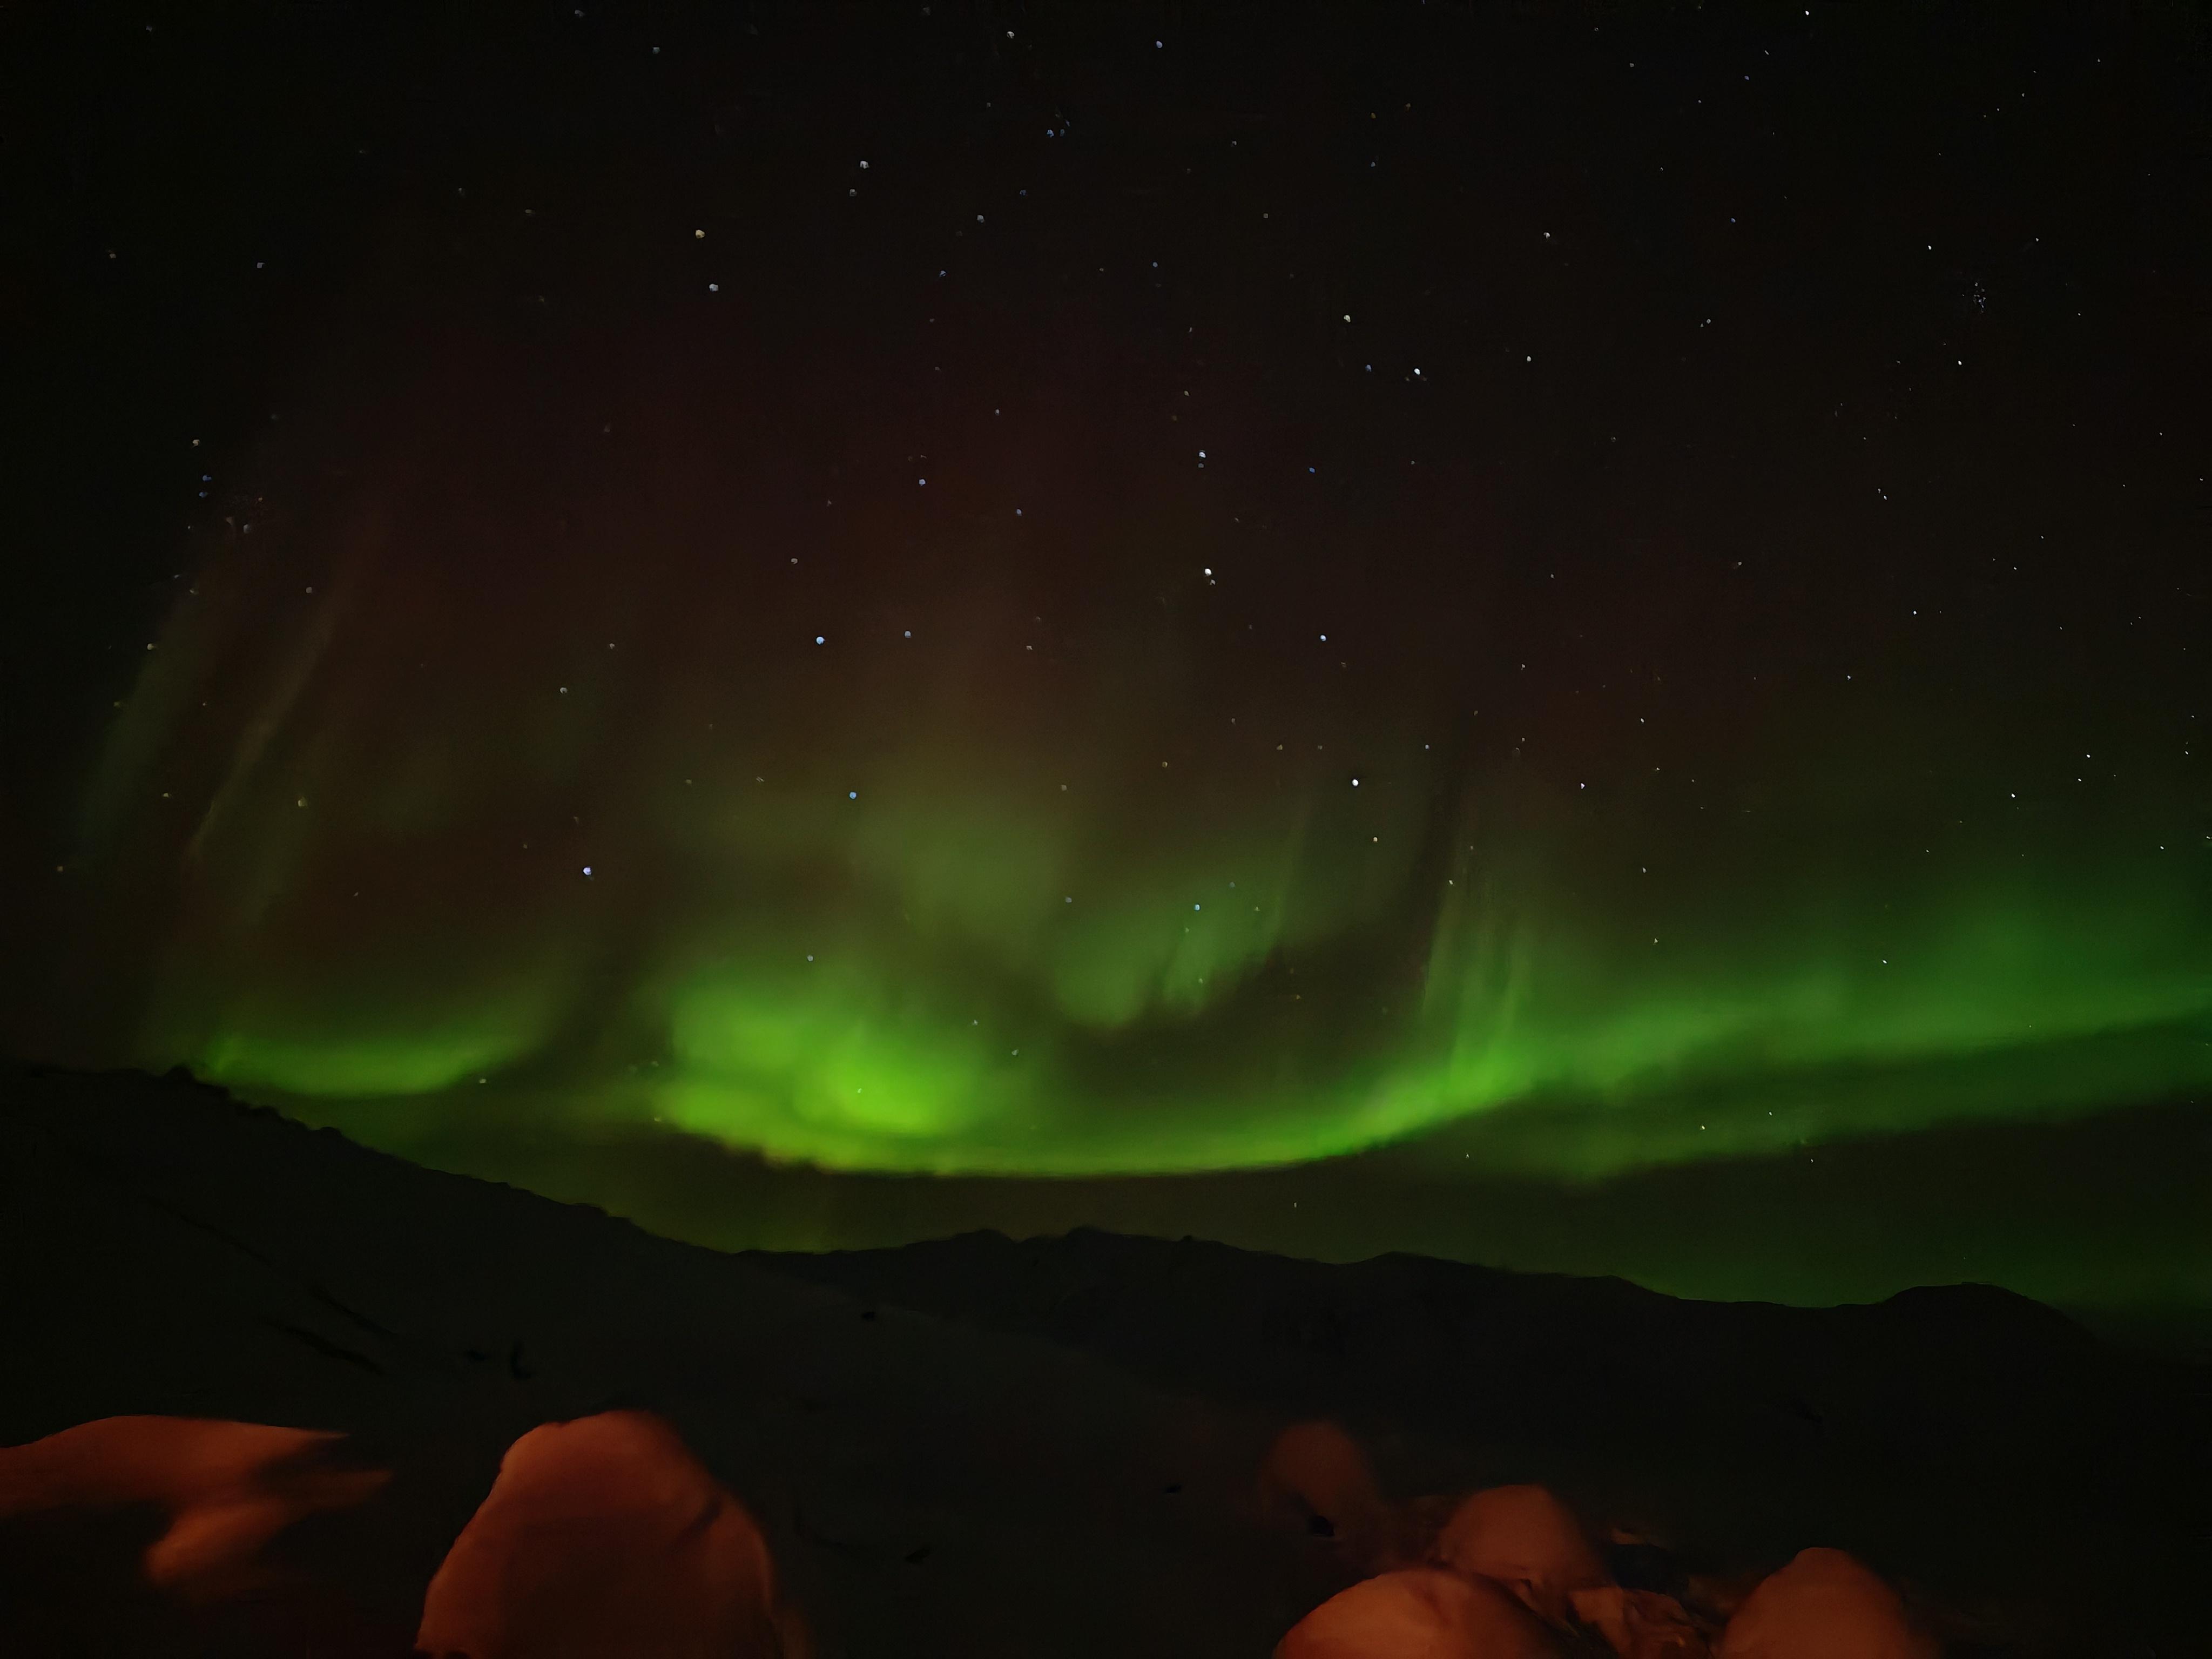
(418, 1410, 801, 1659)
(1716, 1548, 1938, 1659)
(1277, 1567, 1563, 1658)
(2, 1065, 2205, 1655)
(1429, 1484, 1611, 1624)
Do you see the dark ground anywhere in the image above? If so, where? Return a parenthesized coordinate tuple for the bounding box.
(2, 1065, 2206, 1655)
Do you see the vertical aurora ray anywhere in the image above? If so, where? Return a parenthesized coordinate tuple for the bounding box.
(82, 457, 2209, 1181)
(11, 0, 2210, 1337)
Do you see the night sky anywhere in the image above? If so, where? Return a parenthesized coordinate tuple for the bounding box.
(8, 3, 2208, 1330)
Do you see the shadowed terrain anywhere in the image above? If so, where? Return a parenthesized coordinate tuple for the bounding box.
(2, 1065, 2204, 1655)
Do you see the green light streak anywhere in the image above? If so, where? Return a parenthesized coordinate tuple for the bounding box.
(90, 539, 2209, 1187)
(166, 812, 2208, 1178)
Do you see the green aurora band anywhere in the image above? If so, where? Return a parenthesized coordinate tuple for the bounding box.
(89, 493, 2211, 1186)
(22, 0, 2211, 1334)
(177, 851, 2212, 1181)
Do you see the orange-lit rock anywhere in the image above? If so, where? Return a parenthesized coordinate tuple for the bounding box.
(1717, 1548, 1938, 1659)
(1277, 1566, 1565, 1658)
(1259, 1419, 1390, 1566)
(415, 1410, 799, 1659)
(1569, 1585, 1707, 1658)
(1430, 1485, 1609, 1624)
(0, 1415, 386, 1596)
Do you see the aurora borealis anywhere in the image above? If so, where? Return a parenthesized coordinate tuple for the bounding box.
(90, 507, 2212, 1185)
(9, 3, 2208, 1323)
